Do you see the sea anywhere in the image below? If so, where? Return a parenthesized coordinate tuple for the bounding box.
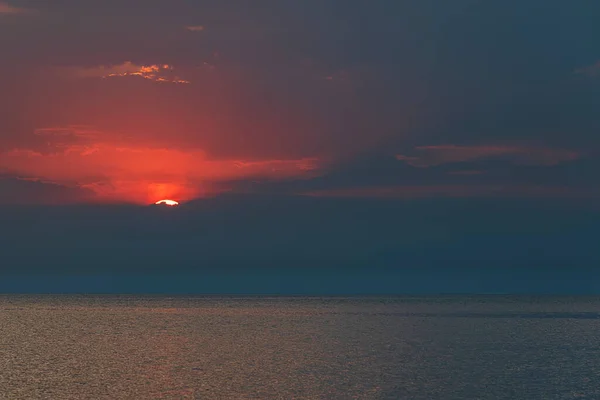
(0, 295, 599, 399)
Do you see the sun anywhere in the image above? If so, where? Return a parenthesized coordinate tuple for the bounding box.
(155, 199, 179, 206)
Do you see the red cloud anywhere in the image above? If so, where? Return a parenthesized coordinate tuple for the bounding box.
(0, 126, 320, 204)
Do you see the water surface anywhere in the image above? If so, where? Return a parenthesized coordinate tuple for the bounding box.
(1, 296, 599, 399)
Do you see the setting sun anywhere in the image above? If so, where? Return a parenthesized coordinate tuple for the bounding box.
(155, 199, 179, 206)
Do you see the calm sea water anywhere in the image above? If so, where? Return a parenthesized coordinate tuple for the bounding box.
(1, 296, 599, 399)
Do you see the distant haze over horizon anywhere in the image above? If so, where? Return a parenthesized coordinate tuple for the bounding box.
(0, 196, 598, 294)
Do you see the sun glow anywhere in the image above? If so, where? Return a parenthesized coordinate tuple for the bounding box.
(155, 199, 179, 206)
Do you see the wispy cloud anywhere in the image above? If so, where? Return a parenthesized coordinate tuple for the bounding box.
(185, 25, 205, 32)
(575, 61, 600, 77)
(305, 185, 600, 199)
(0, 1, 33, 15)
(35, 125, 103, 140)
(396, 145, 579, 167)
(58, 62, 191, 84)
(233, 159, 319, 172)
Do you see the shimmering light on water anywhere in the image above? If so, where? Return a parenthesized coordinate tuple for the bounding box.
(1, 296, 599, 399)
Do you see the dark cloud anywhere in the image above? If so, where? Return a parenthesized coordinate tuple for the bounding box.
(0, 175, 94, 204)
(396, 145, 580, 168)
(219, 151, 600, 201)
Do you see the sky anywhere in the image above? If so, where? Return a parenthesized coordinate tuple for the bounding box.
(0, 1, 599, 293)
